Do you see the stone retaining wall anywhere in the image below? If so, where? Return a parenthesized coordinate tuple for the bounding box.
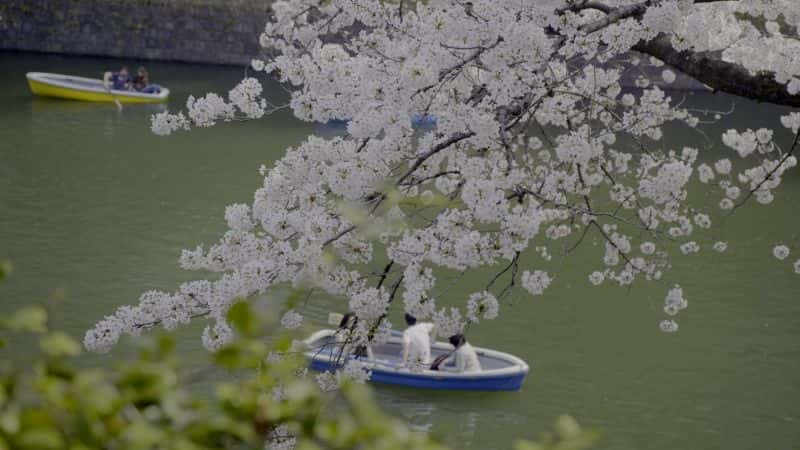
(0, 1, 706, 90)
(0, 0, 271, 65)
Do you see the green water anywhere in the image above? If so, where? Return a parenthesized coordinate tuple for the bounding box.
(1, 51, 799, 450)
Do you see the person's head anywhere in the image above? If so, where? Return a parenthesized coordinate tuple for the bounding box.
(137, 66, 148, 78)
(339, 312, 357, 329)
(404, 313, 417, 326)
(448, 334, 466, 348)
(119, 66, 129, 76)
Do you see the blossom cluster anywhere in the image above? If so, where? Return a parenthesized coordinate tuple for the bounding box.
(466, 291, 499, 323)
(151, 78, 268, 135)
(89, 0, 800, 354)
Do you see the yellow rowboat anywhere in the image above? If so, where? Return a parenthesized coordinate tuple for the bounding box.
(26, 72, 169, 104)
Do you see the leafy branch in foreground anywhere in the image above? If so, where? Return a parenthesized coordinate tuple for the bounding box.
(0, 268, 596, 450)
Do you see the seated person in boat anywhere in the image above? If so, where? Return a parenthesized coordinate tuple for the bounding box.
(105, 66, 131, 91)
(132, 66, 162, 94)
(438, 334, 482, 373)
(334, 312, 373, 360)
(401, 313, 435, 370)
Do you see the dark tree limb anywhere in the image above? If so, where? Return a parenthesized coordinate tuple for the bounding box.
(634, 34, 800, 108)
(731, 128, 800, 212)
(579, 1, 651, 34)
(572, 0, 800, 107)
(376, 260, 395, 289)
(396, 131, 475, 185)
(578, 0, 736, 33)
(556, 0, 613, 15)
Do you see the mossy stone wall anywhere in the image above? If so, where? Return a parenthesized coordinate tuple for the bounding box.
(0, 0, 271, 65)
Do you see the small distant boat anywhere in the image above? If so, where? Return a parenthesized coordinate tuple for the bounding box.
(321, 113, 437, 130)
(303, 329, 530, 391)
(410, 113, 437, 127)
(26, 72, 169, 104)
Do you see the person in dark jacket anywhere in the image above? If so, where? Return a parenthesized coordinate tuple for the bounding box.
(132, 66, 162, 94)
(109, 66, 130, 91)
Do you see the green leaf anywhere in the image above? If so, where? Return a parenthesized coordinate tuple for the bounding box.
(40, 332, 81, 358)
(121, 420, 165, 450)
(0, 261, 10, 282)
(156, 334, 176, 357)
(226, 300, 258, 337)
(118, 363, 177, 407)
(555, 415, 581, 438)
(7, 306, 48, 333)
(74, 371, 118, 416)
(16, 427, 63, 450)
(296, 440, 323, 450)
(514, 416, 600, 450)
(213, 343, 245, 369)
(0, 407, 20, 434)
(42, 359, 75, 380)
(66, 444, 93, 450)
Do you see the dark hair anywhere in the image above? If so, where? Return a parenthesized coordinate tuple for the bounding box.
(404, 313, 417, 326)
(448, 334, 466, 348)
(339, 312, 357, 329)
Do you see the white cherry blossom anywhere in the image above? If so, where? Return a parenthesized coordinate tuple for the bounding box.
(588, 271, 605, 286)
(280, 310, 303, 330)
(521, 270, 552, 296)
(662, 69, 676, 84)
(466, 291, 500, 322)
(773, 245, 791, 261)
(659, 319, 679, 333)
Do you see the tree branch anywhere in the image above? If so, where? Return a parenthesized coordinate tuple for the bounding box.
(376, 260, 395, 289)
(572, 1, 799, 107)
(579, 1, 648, 34)
(556, 1, 613, 15)
(731, 128, 800, 211)
(486, 251, 520, 291)
(634, 34, 800, 108)
(396, 131, 475, 185)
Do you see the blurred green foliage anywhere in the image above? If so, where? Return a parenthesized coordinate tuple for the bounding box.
(515, 415, 601, 450)
(0, 264, 598, 449)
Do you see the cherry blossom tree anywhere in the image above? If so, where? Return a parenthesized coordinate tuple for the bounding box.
(86, 0, 800, 354)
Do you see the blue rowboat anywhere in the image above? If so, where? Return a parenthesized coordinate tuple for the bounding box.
(320, 114, 437, 129)
(410, 113, 437, 128)
(303, 329, 530, 391)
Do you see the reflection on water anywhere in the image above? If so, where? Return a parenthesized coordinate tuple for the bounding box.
(29, 96, 167, 114)
(396, 397, 437, 432)
(28, 98, 166, 142)
(1, 51, 799, 450)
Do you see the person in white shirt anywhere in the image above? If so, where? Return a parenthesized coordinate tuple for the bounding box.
(401, 313, 435, 369)
(440, 334, 482, 373)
